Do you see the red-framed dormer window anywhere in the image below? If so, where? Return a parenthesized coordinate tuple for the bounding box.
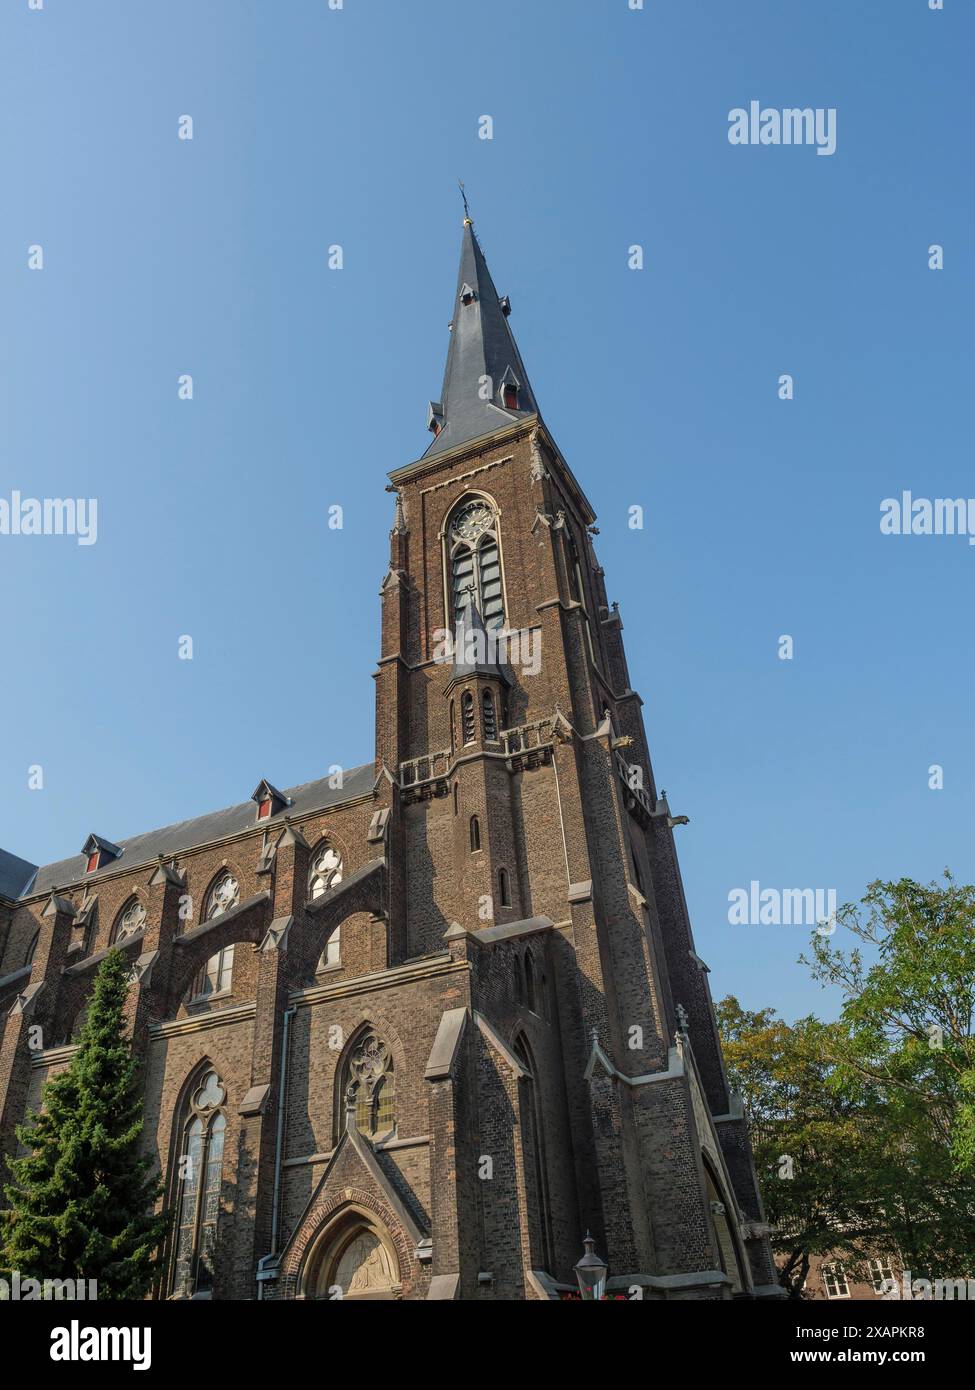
(258, 798, 272, 819)
(86, 851, 100, 873)
(503, 383, 518, 409)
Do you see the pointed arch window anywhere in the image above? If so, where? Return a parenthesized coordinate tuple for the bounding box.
(343, 1031, 395, 1141)
(206, 871, 239, 920)
(309, 843, 343, 900)
(447, 497, 505, 630)
(171, 1069, 227, 1298)
(25, 930, 40, 968)
(513, 1036, 555, 1273)
(498, 867, 511, 908)
(470, 815, 481, 852)
(112, 897, 146, 944)
(524, 948, 537, 1012)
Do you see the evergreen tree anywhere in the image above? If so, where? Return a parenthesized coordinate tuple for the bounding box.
(2, 949, 168, 1298)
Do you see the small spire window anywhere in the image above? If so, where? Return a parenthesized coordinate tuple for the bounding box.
(470, 816, 481, 853)
(499, 367, 521, 412)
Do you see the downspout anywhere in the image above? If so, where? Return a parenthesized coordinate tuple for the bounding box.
(257, 1001, 296, 1300)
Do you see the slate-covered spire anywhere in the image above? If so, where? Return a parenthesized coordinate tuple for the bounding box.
(425, 218, 539, 458)
(450, 595, 511, 687)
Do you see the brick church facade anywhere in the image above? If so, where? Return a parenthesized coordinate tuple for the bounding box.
(0, 219, 778, 1301)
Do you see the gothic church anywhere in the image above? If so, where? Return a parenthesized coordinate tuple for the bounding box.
(0, 219, 777, 1300)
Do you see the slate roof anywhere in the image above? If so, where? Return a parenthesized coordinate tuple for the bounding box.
(0, 849, 39, 900)
(451, 598, 511, 686)
(423, 220, 539, 459)
(2, 764, 375, 902)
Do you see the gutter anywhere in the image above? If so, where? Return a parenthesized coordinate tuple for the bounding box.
(257, 1001, 296, 1300)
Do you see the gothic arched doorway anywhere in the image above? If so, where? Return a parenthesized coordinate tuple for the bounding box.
(302, 1208, 402, 1301)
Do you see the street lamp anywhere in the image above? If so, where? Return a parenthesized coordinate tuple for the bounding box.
(574, 1232, 608, 1300)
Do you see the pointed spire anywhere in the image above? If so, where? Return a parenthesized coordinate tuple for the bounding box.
(424, 218, 539, 458)
(388, 489, 408, 571)
(391, 491, 407, 534)
(451, 594, 510, 685)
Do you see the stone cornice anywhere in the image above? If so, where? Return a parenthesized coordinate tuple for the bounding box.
(148, 1001, 257, 1039)
(290, 952, 464, 1007)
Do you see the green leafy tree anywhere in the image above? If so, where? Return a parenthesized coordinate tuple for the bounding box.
(717, 998, 871, 1295)
(719, 872, 975, 1294)
(803, 872, 975, 1278)
(2, 949, 168, 1298)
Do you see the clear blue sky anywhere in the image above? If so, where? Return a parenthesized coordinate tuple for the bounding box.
(2, 0, 971, 1022)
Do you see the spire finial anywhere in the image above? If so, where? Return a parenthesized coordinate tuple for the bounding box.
(458, 179, 473, 227)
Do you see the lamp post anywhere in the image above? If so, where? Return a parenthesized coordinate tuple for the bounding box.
(574, 1232, 608, 1301)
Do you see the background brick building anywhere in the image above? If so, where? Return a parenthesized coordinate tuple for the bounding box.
(0, 219, 777, 1301)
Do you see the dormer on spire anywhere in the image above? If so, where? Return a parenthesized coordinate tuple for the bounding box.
(427, 401, 444, 437)
(499, 365, 521, 411)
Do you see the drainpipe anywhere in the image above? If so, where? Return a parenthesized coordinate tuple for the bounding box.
(257, 1002, 296, 1300)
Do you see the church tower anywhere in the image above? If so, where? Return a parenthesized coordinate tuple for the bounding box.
(0, 212, 778, 1304)
(373, 215, 777, 1298)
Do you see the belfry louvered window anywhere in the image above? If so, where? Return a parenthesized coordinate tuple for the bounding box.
(462, 691, 476, 744)
(447, 497, 505, 630)
(482, 690, 497, 741)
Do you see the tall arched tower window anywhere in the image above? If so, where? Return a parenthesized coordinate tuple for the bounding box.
(446, 496, 505, 630)
(482, 690, 497, 741)
(171, 1068, 227, 1298)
